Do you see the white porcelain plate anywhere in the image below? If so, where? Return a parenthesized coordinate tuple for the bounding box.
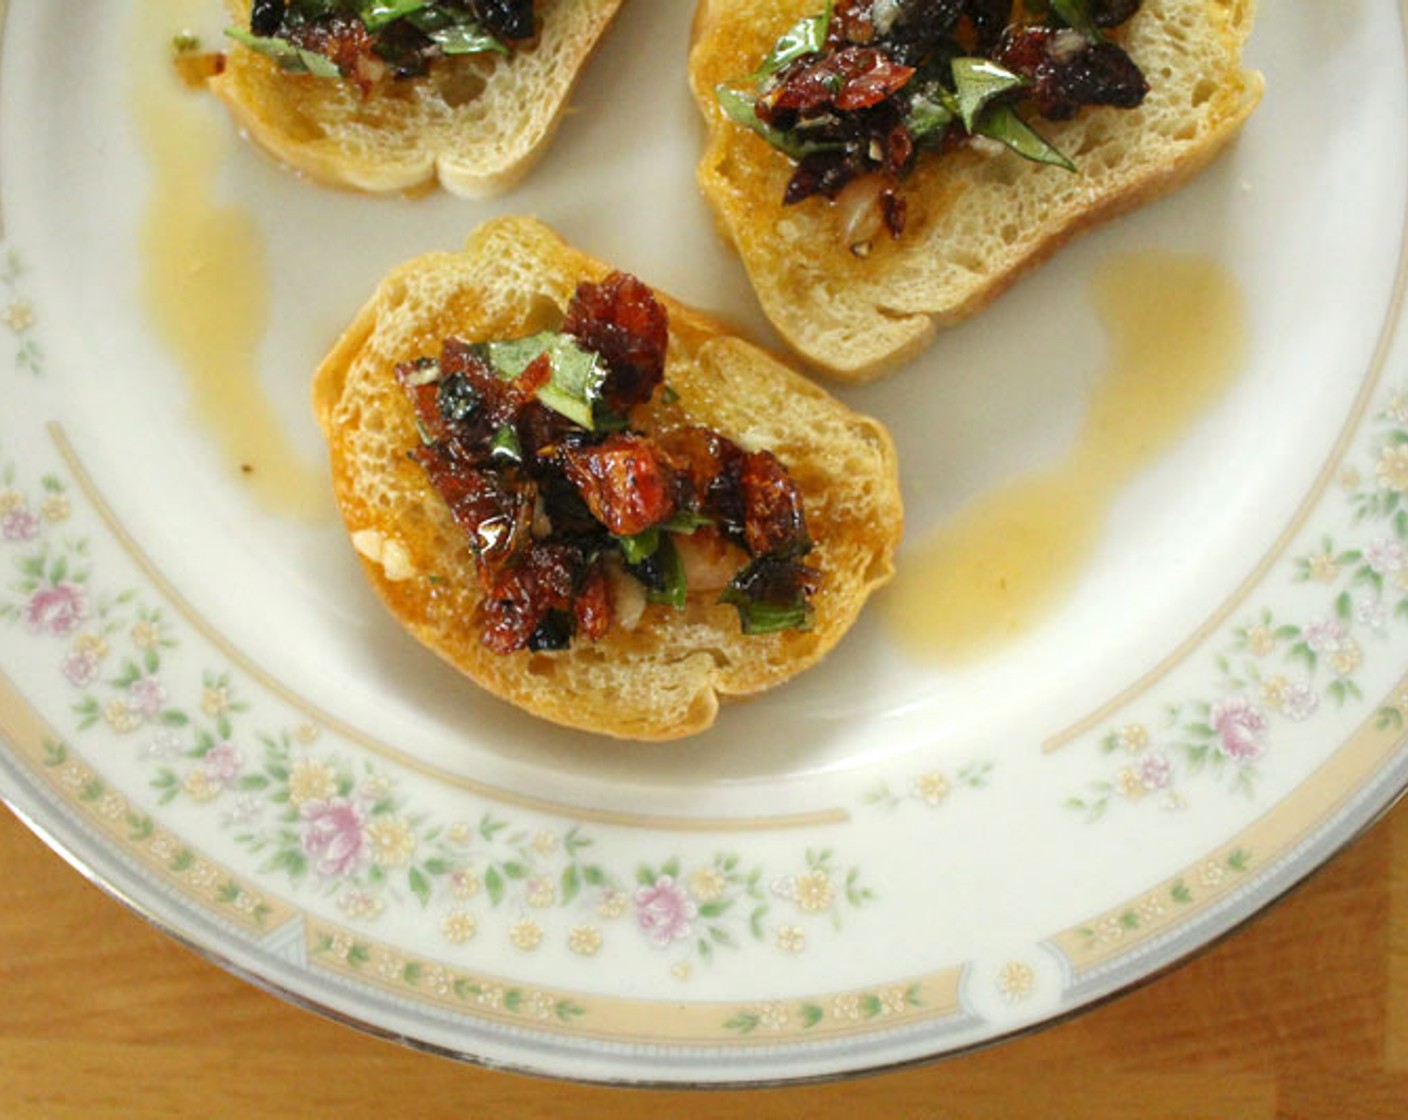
(1, 0, 1406, 1087)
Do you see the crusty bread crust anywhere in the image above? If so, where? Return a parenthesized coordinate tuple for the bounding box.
(210, 0, 624, 196)
(690, 0, 1264, 380)
(313, 217, 903, 739)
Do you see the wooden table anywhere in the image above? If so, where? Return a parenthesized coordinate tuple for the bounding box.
(2, 800, 1405, 1119)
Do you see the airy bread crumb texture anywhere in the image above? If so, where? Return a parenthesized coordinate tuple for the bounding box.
(691, 0, 1263, 380)
(211, 0, 623, 196)
(313, 217, 904, 740)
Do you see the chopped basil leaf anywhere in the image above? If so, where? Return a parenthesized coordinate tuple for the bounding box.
(360, 0, 429, 31)
(905, 83, 956, 141)
(1050, 0, 1106, 42)
(489, 425, 522, 463)
(481, 332, 608, 431)
(617, 527, 660, 565)
(974, 102, 1076, 170)
(951, 57, 1025, 133)
(224, 27, 343, 76)
(715, 85, 846, 162)
(753, 0, 834, 78)
(719, 556, 815, 635)
(406, 7, 510, 55)
(644, 535, 687, 609)
(663, 510, 712, 534)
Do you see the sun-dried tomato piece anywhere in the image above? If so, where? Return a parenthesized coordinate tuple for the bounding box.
(480, 543, 582, 654)
(995, 26, 1148, 121)
(573, 559, 612, 642)
(765, 47, 914, 116)
(409, 444, 532, 581)
(739, 450, 811, 558)
(561, 433, 680, 538)
(564, 272, 668, 416)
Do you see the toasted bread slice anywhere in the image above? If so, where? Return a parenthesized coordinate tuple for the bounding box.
(691, 0, 1263, 380)
(209, 0, 623, 196)
(313, 216, 903, 739)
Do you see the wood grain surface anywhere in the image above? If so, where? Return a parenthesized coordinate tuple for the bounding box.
(1, 798, 1405, 1119)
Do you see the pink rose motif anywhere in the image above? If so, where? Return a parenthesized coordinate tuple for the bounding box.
(128, 676, 167, 719)
(1139, 753, 1173, 790)
(1211, 697, 1269, 762)
(1303, 617, 1345, 655)
(203, 741, 243, 786)
(2, 508, 39, 542)
(25, 582, 89, 636)
(61, 648, 99, 688)
(634, 875, 698, 948)
(300, 797, 370, 879)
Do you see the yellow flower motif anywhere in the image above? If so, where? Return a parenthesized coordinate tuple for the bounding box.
(525, 878, 556, 909)
(688, 866, 726, 902)
(758, 1003, 790, 1032)
(523, 991, 556, 1021)
(59, 761, 91, 789)
(568, 924, 603, 957)
(3, 300, 34, 332)
(509, 920, 544, 952)
(130, 620, 160, 650)
(450, 868, 482, 900)
(367, 817, 417, 868)
(671, 961, 692, 981)
(1331, 639, 1363, 677)
(287, 760, 337, 807)
(1199, 860, 1227, 888)
(1116, 768, 1146, 800)
(441, 910, 477, 945)
(911, 771, 951, 806)
(1339, 464, 1363, 490)
(40, 495, 69, 523)
(1260, 675, 1289, 706)
(183, 769, 221, 803)
(1378, 443, 1408, 492)
(1307, 552, 1339, 583)
(294, 722, 320, 745)
(0, 489, 23, 515)
(997, 961, 1036, 1003)
(199, 685, 230, 717)
(102, 698, 143, 734)
(423, 965, 452, 998)
(878, 986, 909, 1015)
(338, 891, 383, 921)
(832, 994, 862, 1020)
(793, 870, 834, 914)
(531, 830, 558, 856)
(73, 632, 109, 659)
(375, 952, 405, 982)
(597, 889, 629, 919)
(448, 822, 473, 846)
(1245, 625, 1277, 656)
(473, 984, 504, 1009)
(1118, 723, 1150, 753)
(97, 792, 126, 821)
(775, 925, 806, 954)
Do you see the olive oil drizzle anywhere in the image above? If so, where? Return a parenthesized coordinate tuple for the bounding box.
(884, 251, 1248, 663)
(132, 0, 327, 520)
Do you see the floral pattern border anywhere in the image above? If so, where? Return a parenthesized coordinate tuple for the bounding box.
(1065, 394, 1408, 821)
(0, 441, 888, 985)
